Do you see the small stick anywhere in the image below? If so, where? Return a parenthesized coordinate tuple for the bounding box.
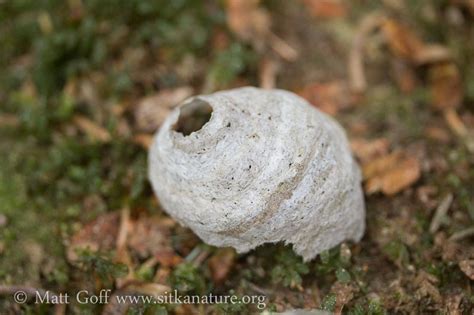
(429, 193, 453, 233)
(348, 13, 384, 93)
(450, 227, 474, 241)
(268, 32, 299, 62)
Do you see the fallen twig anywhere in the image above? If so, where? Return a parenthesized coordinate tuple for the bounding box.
(429, 193, 453, 234)
(348, 12, 384, 94)
(259, 57, 279, 89)
(73, 114, 111, 143)
(444, 108, 474, 153)
(269, 32, 299, 62)
(115, 208, 134, 288)
(450, 226, 474, 241)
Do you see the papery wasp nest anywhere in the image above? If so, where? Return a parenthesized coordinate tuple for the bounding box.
(149, 87, 365, 261)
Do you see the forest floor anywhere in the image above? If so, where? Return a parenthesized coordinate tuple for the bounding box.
(1, 0, 474, 314)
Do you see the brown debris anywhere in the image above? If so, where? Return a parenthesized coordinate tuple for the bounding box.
(429, 63, 463, 110)
(226, 0, 271, 48)
(298, 81, 353, 115)
(445, 293, 463, 315)
(132, 133, 154, 150)
(391, 58, 418, 93)
(208, 248, 236, 285)
(0, 113, 20, 128)
(459, 260, 474, 280)
(444, 108, 474, 152)
(348, 13, 384, 93)
(363, 151, 421, 195)
(134, 87, 193, 133)
(115, 208, 134, 287)
(444, 108, 468, 138)
(429, 194, 454, 234)
(450, 227, 474, 241)
(381, 18, 451, 65)
(302, 0, 348, 18)
(414, 270, 442, 305)
(67, 212, 120, 262)
(259, 57, 279, 89)
(226, 0, 298, 61)
(127, 216, 176, 259)
(350, 138, 390, 163)
(330, 282, 356, 315)
(68, 211, 177, 266)
(73, 115, 111, 142)
(424, 126, 451, 143)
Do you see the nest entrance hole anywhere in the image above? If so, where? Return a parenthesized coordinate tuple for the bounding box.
(173, 98, 213, 136)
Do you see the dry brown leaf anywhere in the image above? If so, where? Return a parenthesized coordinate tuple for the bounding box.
(303, 0, 347, 18)
(381, 18, 451, 65)
(330, 282, 356, 315)
(134, 86, 193, 133)
(154, 251, 183, 268)
(67, 212, 120, 262)
(226, 0, 271, 46)
(382, 18, 423, 60)
(350, 138, 390, 163)
(363, 151, 421, 196)
(298, 81, 353, 115)
(226, 0, 298, 61)
(379, 157, 421, 195)
(362, 151, 403, 180)
(73, 115, 111, 142)
(127, 216, 176, 259)
(68, 212, 177, 265)
(208, 248, 236, 284)
(133, 133, 154, 150)
(459, 260, 474, 280)
(429, 63, 463, 110)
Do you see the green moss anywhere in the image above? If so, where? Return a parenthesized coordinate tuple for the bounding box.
(270, 246, 309, 288)
(76, 249, 128, 285)
(207, 42, 257, 89)
(382, 240, 410, 268)
(321, 293, 337, 312)
(170, 262, 206, 295)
